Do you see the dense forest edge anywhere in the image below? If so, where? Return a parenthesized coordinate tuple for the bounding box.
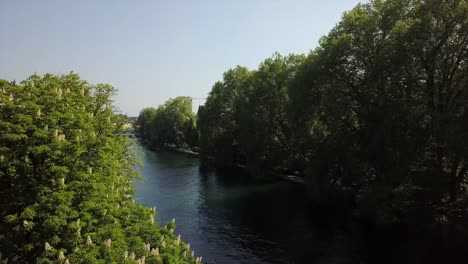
(0, 74, 202, 263)
(137, 0, 468, 230)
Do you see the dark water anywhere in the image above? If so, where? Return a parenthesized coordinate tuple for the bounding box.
(133, 144, 465, 264)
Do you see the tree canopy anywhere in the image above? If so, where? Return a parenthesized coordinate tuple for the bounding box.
(0, 74, 201, 263)
(196, 0, 468, 226)
(137, 97, 197, 150)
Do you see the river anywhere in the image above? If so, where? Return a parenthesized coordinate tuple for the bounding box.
(133, 144, 464, 264)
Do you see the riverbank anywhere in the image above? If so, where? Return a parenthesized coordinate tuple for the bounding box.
(136, 140, 200, 157)
(165, 145, 199, 157)
(282, 174, 305, 184)
(232, 162, 305, 185)
(140, 140, 307, 185)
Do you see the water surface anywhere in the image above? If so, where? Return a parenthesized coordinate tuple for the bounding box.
(134, 144, 463, 264)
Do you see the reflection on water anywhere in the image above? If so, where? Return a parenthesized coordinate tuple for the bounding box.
(133, 145, 360, 264)
(133, 145, 465, 264)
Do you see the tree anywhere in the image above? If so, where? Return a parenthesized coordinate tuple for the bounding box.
(237, 53, 306, 179)
(136, 107, 158, 143)
(197, 66, 252, 168)
(289, 0, 468, 224)
(0, 73, 200, 263)
(197, 0, 468, 226)
(137, 97, 198, 150)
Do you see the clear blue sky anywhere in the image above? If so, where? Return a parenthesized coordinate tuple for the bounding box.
(0, 0, 362, 116)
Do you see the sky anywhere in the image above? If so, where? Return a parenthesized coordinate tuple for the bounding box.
(0, 0, 363, 116)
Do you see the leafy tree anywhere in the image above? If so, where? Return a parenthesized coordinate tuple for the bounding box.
(137, 97, 198, 150)
(197, 0, 468, 227)
(0, 73, 200, 263)
(197, 66, 252, 168)
(289, 0, 468, 224)
(237, 53, 306, 179)
(136, 107, 158, 143)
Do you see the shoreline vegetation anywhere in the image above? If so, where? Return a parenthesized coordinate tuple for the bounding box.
(137, 0, 468, 236)
(0, 75, 201, 263)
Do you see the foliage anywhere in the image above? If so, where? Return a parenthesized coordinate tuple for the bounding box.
(197, 0, 468, 226)
(0, 74, 199, 263)
(197, 66, 252, 168)
(237, 53, 306, 179)
(137, 97, 197, 150)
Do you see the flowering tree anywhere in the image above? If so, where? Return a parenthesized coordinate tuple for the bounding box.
(0, 73, 201, 263)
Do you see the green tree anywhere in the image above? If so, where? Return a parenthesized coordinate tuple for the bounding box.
(289, 0, 468, 224)
(197, 66, 252, 168)
(137, 97, 197, 150)
(196, 0, 468, 226)
(0, 73, 200, 263)
(136, 107, 158, 143)
(237, 53, 306, 179)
